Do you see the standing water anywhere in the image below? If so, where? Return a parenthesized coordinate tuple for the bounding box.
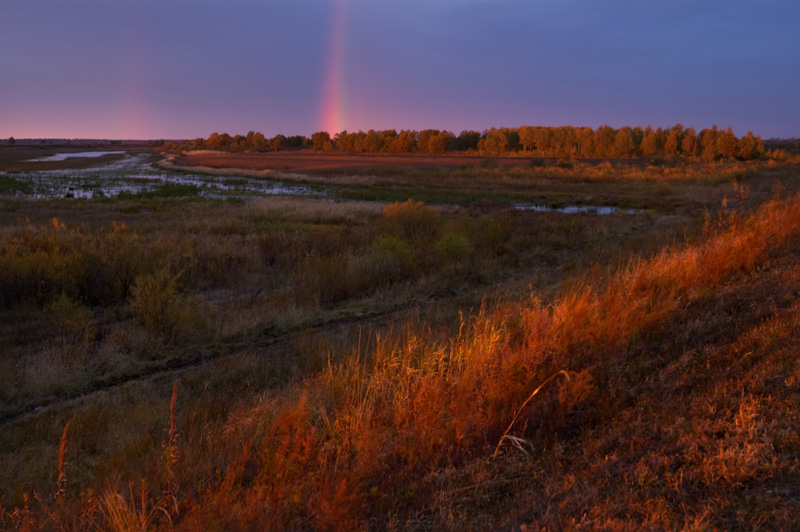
(2, 152, 316, 199)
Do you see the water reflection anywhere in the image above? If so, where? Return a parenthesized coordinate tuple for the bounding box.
(514, 203, 640, 214)
(5, 153, 315, 199)
(29, 151, 125, 162)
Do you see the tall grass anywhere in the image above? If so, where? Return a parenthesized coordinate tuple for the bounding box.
(8, 185, 799, 529)
(157, 192, 800, 529)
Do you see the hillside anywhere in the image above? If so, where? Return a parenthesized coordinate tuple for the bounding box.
(165, 192, 800, 530)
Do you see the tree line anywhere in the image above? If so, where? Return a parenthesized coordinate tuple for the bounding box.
(163, 131, 310, 154)
(164, 124, 766, 161)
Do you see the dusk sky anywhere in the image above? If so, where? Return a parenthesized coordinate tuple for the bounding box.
(2, 0, 799, 140)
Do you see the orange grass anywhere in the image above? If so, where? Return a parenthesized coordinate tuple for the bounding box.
(6, 192, 800, 530)
(163, 193, 800, 529)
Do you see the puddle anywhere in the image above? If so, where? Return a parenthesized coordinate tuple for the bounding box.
(28, 151, 125, 162)
(514, 203, 641, 214)
(3, 153, 317, 199)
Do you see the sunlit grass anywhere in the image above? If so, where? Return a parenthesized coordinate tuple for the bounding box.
(3, 159, 800, 530)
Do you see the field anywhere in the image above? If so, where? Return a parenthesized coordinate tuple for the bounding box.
(2, 147, 800, 530)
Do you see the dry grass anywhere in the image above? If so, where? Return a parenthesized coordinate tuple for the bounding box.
(127, 192, 800, 530)
(1, 189, 676, 495)
(4, 162, 800, 530)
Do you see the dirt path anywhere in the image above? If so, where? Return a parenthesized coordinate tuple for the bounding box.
(0, 306, 407, 428)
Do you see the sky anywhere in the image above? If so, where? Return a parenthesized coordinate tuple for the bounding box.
(1, 0, 799, 140)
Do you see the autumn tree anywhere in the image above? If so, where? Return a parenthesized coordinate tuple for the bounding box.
(612, 126, 636, 157)
(351, 131, 370, 153)
(417, 130, 440, 154)
(681, 127, 697, 156)
(206, 132, 220, 150)
(389, 130, 417, 153)
(576, 127, 595, 157)
(288, 135, 310, 149)
(270, 134, 287, 152)
(478, 128, 509, 155)
(429, 130, 455, 153)
(664, 125, 684, 156)
(631, 126, 644, 154)
(534, 127, 554, 156)
(379, 129, 398, 152)
(715, 127, 738, 159)
(455, 130, 480, 151)
(196, 138, 208, 150)
(736, 131, 764, 160)
(311, 131, 334, 152)
(550, 127, 577, 158)
(206, 132, 232, 151)
(334, 130, 354, 152)
(248, 131, 268, 151)
(519, 126, 536, 152)
(230, 134, 247, 152)
(503, 128, 521, 152)
(593, 126, 615, 158)
(640, 126, 661, 157)
(699, 126, 718, 162)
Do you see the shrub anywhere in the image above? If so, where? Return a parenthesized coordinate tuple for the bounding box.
(435, 232, 473, 280)
(129, 268, 195, 341)
(355, 235, 416, 288)
(382, 199, 440, 247)
(292, 253, 351, 309)
(45, 294, 95, 362)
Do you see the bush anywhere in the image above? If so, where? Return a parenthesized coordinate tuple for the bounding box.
(435, 232, 472, 264)
(382, 199, 440, 248)
(292, 253, 351, 308)
(129, 268, 203, 341)
(45, 294, 95, 362)
(361, 234, 416, 286)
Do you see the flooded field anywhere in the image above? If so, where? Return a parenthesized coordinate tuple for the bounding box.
(29, 151, 125, 162)
(514, 203, 641, 214)
(0, 152, 316, 199)
(1, 151, 651, 215)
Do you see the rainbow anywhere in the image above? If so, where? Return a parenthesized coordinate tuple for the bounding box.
(321, 0, 349, 135)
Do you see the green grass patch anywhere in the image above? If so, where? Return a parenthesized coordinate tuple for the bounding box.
(0, 175, 33, 195)
(330, 184, 544, 206)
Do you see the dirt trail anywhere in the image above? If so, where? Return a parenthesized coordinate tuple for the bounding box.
(0, 307, 406, 428)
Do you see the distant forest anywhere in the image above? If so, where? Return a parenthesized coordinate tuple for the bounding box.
(164, 124, 768, 161)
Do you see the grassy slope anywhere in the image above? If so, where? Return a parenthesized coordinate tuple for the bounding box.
(158, 194, 800, 530)
(447, 225, 800, 530)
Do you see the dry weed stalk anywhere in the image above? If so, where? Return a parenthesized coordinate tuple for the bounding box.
(162, 381, 179, 518)
(31, 420, 73, 531)
(55, 420, 70, 506)
(100, 481, 168, 532)
(492, 370, 569, 459)
(95, 382, 181, 531)
(1, 494, 37, 532)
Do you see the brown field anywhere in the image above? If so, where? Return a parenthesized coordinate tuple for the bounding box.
(2, 151, 800, 530)
(170, 151, 552, 173)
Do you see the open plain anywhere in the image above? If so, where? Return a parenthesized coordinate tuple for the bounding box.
(2, 146, 800, 530)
